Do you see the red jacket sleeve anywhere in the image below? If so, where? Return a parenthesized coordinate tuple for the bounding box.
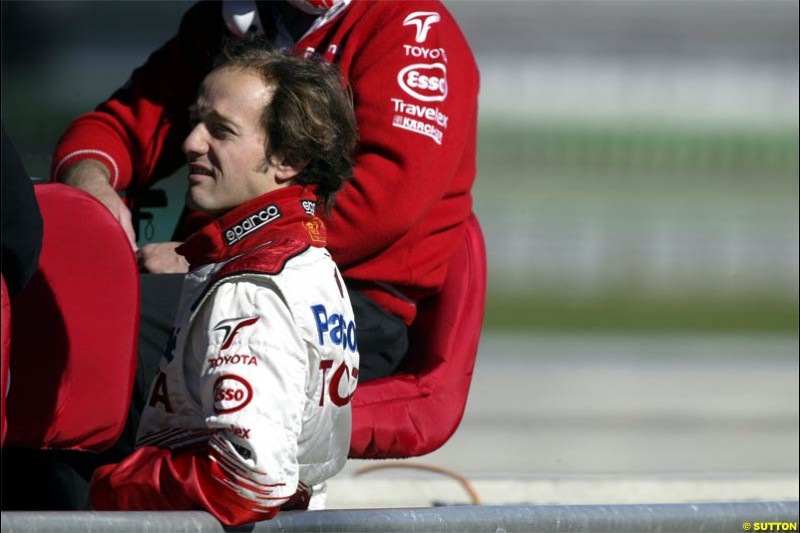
(50, 1, 224, 191)
(323, 1, 480, 267)
(90, 445, 281, 526)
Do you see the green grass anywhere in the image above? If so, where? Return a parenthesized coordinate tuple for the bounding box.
(478, 120, 799, 178)
(485, 293, 799, 334)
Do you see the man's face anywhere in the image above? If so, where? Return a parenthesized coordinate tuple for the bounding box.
(183, 66, 279, 216)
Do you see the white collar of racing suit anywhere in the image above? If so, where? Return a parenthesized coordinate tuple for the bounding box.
(222, 0, 348, 39)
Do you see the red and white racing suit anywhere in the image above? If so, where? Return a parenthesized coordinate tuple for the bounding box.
(90, 185, 359, 526)
(52, 0, 480, 325)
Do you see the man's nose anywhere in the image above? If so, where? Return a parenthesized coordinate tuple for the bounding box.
(183, 124, 208, 156)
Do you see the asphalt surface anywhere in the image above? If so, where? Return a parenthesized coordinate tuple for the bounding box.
(330, 332, 799, 507)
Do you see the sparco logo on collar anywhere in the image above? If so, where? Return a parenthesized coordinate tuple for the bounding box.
(398, 63, 447, 102)
(403, 11, 441, 43)
(225, 205, 281, 245)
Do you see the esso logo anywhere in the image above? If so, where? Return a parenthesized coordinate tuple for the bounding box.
(397, 63, 448, 102)
(213, 375, 253, 414)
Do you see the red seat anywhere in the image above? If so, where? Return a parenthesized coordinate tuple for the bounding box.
(349, 213, 487, 458)
(1, 275, 10, 447)
(4, 184, 139, 452)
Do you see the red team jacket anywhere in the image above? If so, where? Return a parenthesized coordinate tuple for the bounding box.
(52, 0, 479, 325)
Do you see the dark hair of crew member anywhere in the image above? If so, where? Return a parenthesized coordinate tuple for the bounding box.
(211, 38, 357, 216)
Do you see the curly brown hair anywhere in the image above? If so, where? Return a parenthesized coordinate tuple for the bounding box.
(214, 38, 357, 216)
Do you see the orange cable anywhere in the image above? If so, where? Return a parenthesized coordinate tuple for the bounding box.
(352, 462, 482, 505)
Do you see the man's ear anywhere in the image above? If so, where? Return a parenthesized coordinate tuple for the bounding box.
(271, 154, 307, 183)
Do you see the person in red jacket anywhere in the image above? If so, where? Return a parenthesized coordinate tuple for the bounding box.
(53, 0, 478, 374)
(53, 0, 477, 392)
(3, 0, 478, 512)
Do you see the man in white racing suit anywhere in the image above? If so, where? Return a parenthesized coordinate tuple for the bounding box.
(89, 41, 359, 526)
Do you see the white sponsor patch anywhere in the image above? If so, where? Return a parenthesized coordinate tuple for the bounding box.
(403, 45, 448, 63)
(300, 199, 316, 216)
(397, 63, 448, 103)
(391, 98, 449, 128)
(392, 115, 443, 145)
(212, 375, 253, 414)
(403, 11, 441, 43)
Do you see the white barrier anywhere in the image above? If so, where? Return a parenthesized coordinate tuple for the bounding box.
(2, 501, 798, 532)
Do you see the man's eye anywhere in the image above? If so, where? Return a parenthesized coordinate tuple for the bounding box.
(210, 124, 232, 137)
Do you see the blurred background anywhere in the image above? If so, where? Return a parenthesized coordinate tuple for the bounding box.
(2, 0, 798, 494)
(2, 0, 797, 332)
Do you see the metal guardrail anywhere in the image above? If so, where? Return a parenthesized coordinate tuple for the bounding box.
(2, 501, 798, 532)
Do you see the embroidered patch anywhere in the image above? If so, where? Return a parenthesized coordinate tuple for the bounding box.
(304, 219, 326, 243)
(224, 205, 282, 246)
